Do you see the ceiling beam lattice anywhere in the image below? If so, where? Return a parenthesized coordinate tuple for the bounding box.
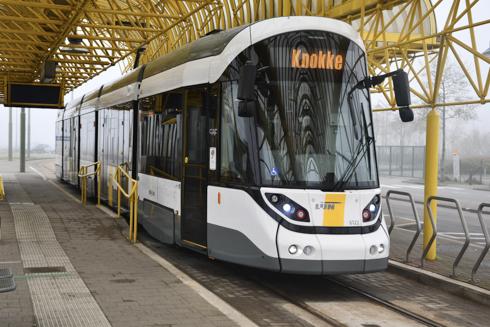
(0, 0, 487, 111)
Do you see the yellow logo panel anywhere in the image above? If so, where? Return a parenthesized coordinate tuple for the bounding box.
(322, 193, 346, 227)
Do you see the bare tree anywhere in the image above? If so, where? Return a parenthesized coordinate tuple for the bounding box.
(437, 61, 476, 180)
(416, 60, 477, 180)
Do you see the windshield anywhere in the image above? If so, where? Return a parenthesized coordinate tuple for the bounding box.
(219, 30, 378, 190)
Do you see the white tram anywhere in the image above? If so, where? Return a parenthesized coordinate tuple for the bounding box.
(57, 16, 413, 274)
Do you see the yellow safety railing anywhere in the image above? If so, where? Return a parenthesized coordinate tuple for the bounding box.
(78, 161, 101, 206)
(0, 175, 5, 200)
(112, 163, 138, 243)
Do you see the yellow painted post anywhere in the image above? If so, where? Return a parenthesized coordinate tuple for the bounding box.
(84, 168, 87, 205)
(97, 164, 101, 207)
(80, 167, 84, 203)
(117, 168, 121, 217)
(0, 175, 5, 200)
(84, 167, 87, 205)
(108, 167, 113, 207)
(134, 185, 138, 242)
(81, 167, 86, 205)
(129, 191, 134, 242)
(423, 108, 440, 260)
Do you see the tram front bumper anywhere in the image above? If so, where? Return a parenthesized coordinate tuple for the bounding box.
(276, 222, 389, 275)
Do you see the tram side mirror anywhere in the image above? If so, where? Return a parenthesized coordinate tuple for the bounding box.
(237, 61, 257, 117)
(392, 70, 414, 122)
(238, 100, 256, 117)
(237, 61, 257, 101)
(164, 92, 183, 114)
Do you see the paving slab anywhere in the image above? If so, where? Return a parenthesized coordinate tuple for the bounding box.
(0, 171, 238, 327)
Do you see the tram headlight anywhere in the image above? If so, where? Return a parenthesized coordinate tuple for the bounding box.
(270, 194, 280, 203)
(265, 193, 310, 222)
(288, 245, 298, 254)
(303, 245, 314, 255)
(282, 203, 292, 213)
(362, 195, 381, 222)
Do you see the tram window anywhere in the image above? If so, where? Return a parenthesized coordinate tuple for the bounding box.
(220, 81, 255, 184)
(218, 30, 378, 189)
(139, 93, 182, 180)
(186, 90, 206, 163)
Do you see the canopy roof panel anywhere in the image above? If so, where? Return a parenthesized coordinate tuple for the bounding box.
(0, 1, 487, 110)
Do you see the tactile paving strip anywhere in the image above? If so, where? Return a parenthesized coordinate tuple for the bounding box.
(11, 203, 111, 327)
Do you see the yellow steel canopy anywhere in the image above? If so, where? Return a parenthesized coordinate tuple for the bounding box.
(0, 0, 488, 110)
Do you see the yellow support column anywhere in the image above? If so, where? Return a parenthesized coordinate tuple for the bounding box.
(423, 108, 440, 260)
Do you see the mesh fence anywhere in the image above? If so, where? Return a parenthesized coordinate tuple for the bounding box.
(377, 146, 425, 178)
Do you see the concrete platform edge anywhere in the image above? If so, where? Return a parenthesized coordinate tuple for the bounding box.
(135, 243, 258, 327)
(388, 260, 490, 306)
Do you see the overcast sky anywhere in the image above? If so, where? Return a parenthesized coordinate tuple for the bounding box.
(0, 2, 489, 151)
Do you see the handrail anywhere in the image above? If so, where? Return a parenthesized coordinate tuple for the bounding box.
(78, 161, 101, 206)
(112, 163, 138, 243)
(472, 203, 490, 282)
(0, 175, 5, 200)
(149, 165, 176, 180)
(426, 196, 470, 276)
(386, 190, 421, 262)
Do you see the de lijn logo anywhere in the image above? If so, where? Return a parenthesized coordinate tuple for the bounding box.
(315, 201, 342, 210)
(291, 49, 343, 70)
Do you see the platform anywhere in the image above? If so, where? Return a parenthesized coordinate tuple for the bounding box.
(0, 169, 239, 327)
(1, 159, 490, 327)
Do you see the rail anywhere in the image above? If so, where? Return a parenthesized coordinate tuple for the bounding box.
(425, 196, 470, 276)
(78, 161, 101, 206)
(472, 203, 490, 282)
(112, 163, 138, 243)
(0, 175, 5, 200)
(386, 190, 421, 262)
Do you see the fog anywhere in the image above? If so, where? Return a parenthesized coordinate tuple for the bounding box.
(0, 3, 489, 159)
(0, 64, 124, 152)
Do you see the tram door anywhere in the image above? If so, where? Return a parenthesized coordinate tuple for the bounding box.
(181, 88, 212, 249)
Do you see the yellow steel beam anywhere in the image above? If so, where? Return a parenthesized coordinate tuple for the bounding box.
(0, 16, 64, 25)
(0, 0, 72, 11)
(0, 0, 487, 112)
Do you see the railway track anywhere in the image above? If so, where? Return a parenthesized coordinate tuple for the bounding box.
(237, 267, 447, 327)
(326, 277, 446, 327)
(139, 230, 448, 327)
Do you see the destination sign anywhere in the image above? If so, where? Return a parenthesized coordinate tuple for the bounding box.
(291, 49, 343, 70)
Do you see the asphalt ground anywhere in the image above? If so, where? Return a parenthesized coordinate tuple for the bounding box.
(380, 177, 490, 287)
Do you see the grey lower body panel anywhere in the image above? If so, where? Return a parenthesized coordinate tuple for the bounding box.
(139, 200, 175, 245)
(207, 224, 280, 271)
(207, 224, 388, 275)
(281, 257, 388, 275)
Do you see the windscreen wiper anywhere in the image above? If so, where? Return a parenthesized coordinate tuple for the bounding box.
(332, 108, 373, 192)
(332, 137, 373, 191)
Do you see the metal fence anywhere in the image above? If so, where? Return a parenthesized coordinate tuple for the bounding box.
(377, 145, 425, 178)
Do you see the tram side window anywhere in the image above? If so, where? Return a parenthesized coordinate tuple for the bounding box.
(220, 81, 255, 184)
(139, 94, 182, 180)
